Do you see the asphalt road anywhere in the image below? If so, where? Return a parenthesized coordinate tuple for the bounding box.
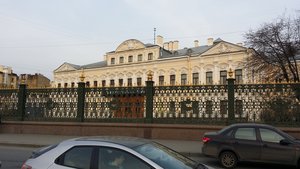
(0, 146, 297, 169)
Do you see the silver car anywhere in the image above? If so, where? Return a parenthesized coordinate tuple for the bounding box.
(22, 136, 213, 169)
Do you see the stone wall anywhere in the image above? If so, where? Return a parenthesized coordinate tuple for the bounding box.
(1, 121, 300, 141)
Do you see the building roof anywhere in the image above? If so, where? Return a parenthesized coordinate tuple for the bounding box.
(56, 38, 244, 72)
(81, 61, 107, 69)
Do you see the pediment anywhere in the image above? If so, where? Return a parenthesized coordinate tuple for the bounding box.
(201, 42, 246, 56)
(115, 39, 146, 52)
(54, 63, 79, 73)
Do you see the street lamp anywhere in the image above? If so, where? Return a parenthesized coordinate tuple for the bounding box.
(79, 69, 85, 82)
(147, 71, 153, 81)
(228, 68, 234, 79)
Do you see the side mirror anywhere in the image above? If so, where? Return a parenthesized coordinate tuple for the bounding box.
(280, 139, 291, 145)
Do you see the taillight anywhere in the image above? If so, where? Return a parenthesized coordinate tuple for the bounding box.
(202, 137, 211, 143)
(21, 164, 32, 169)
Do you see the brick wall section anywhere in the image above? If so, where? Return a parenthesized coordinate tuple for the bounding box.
(1, 121, 300, 141)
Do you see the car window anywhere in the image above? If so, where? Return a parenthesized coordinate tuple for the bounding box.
(99, 147, 152, 169)
(259, 128, 284, 143)
(55, 146, 93, 169)
(134, 142, 197, 169)
(234, 127, 256, 140)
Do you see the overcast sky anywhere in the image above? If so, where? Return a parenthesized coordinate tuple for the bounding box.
(0, 0, 299, 80)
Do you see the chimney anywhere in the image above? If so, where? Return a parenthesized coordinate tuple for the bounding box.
(207, 38, 214, 46)
(168, 41, 173, 51)
(163, 42, 169, 50)
(194, 40, 199, 47)
(173, 40, 179, 50)
(156, 35, 163, 47)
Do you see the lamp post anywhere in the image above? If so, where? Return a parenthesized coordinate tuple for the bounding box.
(227, 68, 235, 124)
(145, 70, 154, 123)
(77, 69, 86, 122)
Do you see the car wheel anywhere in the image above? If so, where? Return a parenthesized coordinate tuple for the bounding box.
(219, 151, 237, 169)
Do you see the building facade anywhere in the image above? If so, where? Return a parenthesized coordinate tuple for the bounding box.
(20, 73, 51, 88)
(53, 36, 253, 88)
(0, 65, 18, 88)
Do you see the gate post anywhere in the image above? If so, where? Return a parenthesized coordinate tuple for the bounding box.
(227, 69, 235, 124)
(18, 77, 27, 121)
(145, 71, 154, 123)
(77, 71, 86, 122)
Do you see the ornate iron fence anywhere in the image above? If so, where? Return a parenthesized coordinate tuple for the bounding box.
(25, 88, 78, 121)
(0, 89, 18, 120)
(0, 81, 300, 126)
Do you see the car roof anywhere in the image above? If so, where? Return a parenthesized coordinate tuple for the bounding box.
(229, 123, 273, 128)
(69, 136, 152, 148)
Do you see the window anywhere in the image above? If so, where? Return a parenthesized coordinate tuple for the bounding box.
(235, 69, 243, 84)
(170, 75, 176, 85)
(55, 146, 93, 169)
(220, 70, 227, 85)
(128, 55, 133, 62)
(119, 56, 124, 64)
(64, 83, 68, 88)
(259, 128, 284, 143)
(119, 79, 123, 87)
(86, 81, 90, 88)
(137, 77, 142, 86)
(181, 74, 187, 85)
(93, 81, 98, 87)
(110, 80, 115, 87)
(99, 147, 152, 169)
(138, 54, 143, 61)
(58, 83, 61, 88)
(234, 128, 256, 140)
(192, 73, 199, 85)
(127, 78, 132, 87)
(111, 58, 115, 65)
(206, 71, 213, 85)
(148, 53, 153, 60)
(71, 82, 75, 88)
(159, 76, 164, 86)
(102, 80, 106, 87)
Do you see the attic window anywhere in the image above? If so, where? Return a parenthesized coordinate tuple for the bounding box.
(138, 54, 143, 61)
(173, 51, 179, 55)
(187, 49, 193, 55)
(128, 55, 133, 62)
(111, 58, 115, 65)
(120, 56, 124, 63)
(148, 53, 153, 60)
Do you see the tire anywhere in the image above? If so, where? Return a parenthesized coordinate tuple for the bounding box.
(219, 151, 237, 169)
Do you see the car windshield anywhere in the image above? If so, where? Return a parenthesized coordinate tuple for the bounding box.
(133, 142, 200, 169)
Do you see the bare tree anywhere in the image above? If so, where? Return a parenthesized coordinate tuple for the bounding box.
(245, 15, 300, 82)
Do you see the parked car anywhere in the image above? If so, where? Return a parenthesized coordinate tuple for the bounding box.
(202, 123, 300, 168)
(22, 136, 213, 169)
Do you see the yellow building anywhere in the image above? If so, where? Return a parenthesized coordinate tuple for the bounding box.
(53, 36, 252, 87)
(0, 65, 18, 88)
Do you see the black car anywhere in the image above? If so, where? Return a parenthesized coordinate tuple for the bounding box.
(202, 123, 300, 168)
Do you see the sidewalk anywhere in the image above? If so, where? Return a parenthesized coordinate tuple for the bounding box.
(0, 133, 203, 156)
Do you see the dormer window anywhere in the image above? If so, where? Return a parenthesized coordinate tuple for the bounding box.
(148, 53, 153, 60)
(128, 55, 133, 62)
(138, 54, 143, 62)
(111, 58, 115, 65)
(120, 56, 124, 63)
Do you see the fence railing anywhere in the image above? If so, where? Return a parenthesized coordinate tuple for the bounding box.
(1, 79, 300, 126)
